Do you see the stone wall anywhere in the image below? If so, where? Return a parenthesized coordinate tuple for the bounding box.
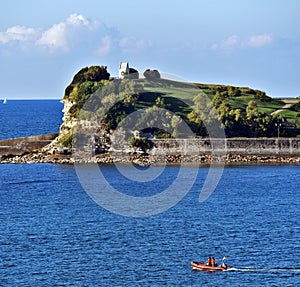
(1, 135, 300, 165)
(0, 133, 58, 156)
(151, 138, 300, 156)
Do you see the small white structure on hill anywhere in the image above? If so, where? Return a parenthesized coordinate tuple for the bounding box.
(119, 62, 129, 79)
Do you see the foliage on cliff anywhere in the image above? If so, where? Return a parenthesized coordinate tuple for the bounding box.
(63, 66, 110, 115)
(58, 65, 299, 149)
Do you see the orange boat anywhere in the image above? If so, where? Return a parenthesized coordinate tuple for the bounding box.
(191, 261, 231, 272)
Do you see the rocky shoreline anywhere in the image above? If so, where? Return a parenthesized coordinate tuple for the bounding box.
(1, 150, 299, 166)
(1, 134, 300, 166)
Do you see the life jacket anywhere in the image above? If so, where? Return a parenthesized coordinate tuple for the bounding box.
(211, 258, 216, 266)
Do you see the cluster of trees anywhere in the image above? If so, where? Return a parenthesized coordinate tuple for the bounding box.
(143, 69, 161, 79)
(63, 65, 161, 124)
(90, 80, 184, 138)
(63, 65, 298, 147)
(71, 66, 110, 85)
(124, 68, 161, 80)
(124, 68, 139, 80)
(64, 66, 110, 114)
(188, 92, 283, 137)
(130, 137, 152, 152)
(123, 68, 161, 80)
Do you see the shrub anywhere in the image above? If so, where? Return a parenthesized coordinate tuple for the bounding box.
(143, 69, 161, 79)
(130, 137, 152, 151)
(64, 84, 74, 97)
(61, 132, 73, 148)
(126, 68, 139, 79)
(71, 66, 110, 85)
(227, 86, 241, 97)
(291, 101, 300, 112)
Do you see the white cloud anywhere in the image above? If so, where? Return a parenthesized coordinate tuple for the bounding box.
(247, 34, 273, 47)
(211, 35, 239, 51)
(0, 13, 144, 56)
(0, 13, 99, 51)
(66, 13, 90, 27)
(36, 22, 68, 49)
(0, 25, 37, 44)
(212, 34, 273, 52)
(36, 13, 93, 50)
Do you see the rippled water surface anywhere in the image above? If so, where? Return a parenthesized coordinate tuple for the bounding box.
(0, 100, 63, 140)
(1, 164, 299, 286)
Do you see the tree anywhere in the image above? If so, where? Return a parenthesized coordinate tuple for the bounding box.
(246, 100, 259, 121)
(171, 115, 183, 138)
(231, 109, 242, 122)
(126, 67, 139, 79)
(254, 90, 271, 102)
(155, 96, 165, 108)
(187, 110, 207, 136)
(193, 93, 216, 125)
(188, 93, 220, 136)
(143, 69, 161, 79)
(130, 137, 151, 152)
(228, 86, 241, 97)
(212, 91, 225, 108)
(217, 101, 231, 122)
(71, 66, 110, 84)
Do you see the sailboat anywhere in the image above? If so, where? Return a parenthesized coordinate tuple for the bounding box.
(3, 97, 7, 104)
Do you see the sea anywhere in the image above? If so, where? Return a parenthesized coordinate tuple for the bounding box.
(1, 100, 300, 286)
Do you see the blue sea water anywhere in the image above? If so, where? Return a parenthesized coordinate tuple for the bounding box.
(0, 101, 300, 286)
(0, 100, 63, 140)
(1, 164, 300, 286)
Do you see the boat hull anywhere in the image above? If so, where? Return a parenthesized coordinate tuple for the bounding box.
(191, 261, 230, 272)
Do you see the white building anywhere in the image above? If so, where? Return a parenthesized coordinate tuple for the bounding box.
(119, 62, 129, 79)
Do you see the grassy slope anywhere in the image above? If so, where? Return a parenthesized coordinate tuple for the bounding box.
(141, 79, 299, 126)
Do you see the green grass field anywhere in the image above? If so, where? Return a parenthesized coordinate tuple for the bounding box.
(139, 79, 300, 128)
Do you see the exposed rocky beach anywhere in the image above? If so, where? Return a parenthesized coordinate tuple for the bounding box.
(1, 139, 299, 166)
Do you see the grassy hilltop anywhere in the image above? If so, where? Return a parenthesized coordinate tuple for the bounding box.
(59, 66, 300, 147)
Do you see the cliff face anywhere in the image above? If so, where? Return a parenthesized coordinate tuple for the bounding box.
(59, 97, 77, 137)
(50, 65, 110, 149)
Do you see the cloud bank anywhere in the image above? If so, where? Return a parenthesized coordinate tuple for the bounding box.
(0, 25, 37, 44)
(0, 13, 149, 55)
(212, 33, 273, 52)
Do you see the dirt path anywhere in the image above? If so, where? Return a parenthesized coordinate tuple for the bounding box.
(271, 99, 298, 115)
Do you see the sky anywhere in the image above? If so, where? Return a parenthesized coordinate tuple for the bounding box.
(0, 0, 300, 99)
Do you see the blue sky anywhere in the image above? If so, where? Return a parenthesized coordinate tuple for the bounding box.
(0, 0, 299, 99)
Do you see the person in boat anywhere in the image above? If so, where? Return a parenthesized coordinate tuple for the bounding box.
(221, 256, 227, 269)
(206, 257, 212, 266)
(211, 257, 217, 267)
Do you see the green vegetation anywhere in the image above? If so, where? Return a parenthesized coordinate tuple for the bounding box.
(130, 137, 152, 151)
(58, 131, 73, 148)
(62, 65, 300, 143)
(64, 66, 109, 116)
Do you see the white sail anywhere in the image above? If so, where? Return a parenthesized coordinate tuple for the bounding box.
(3, 97, 7, 104)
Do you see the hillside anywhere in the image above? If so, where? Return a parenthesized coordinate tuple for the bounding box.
(57, 66, 300, 148)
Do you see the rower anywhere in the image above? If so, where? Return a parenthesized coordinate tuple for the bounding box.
(221, 257, 227, 269)
(206, 257, 212, 266)
(211, 257, 217, 267)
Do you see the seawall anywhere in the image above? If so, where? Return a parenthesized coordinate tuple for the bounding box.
(151, 138, 300, 156)
(1, 135, 300, 165)
(0, 133, 58, 156)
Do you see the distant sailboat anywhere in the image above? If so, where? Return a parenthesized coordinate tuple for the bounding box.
(3, 97, 7, 104)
